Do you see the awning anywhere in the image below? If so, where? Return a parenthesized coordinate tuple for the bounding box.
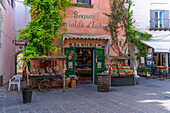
(62, 33, 110, 55)
(63, 33, 110, 40)
(141, 41, 170, 52)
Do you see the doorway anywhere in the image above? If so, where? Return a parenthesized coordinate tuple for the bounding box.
(75, 48, 93, 82)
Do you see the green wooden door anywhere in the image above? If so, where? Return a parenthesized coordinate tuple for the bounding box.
(65, 47, 75, 76)
(95, 48, 105, 84)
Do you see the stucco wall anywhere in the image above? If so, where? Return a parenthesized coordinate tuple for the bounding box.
(132, 0, 170, 41)
(63, 0, 125, 57)
(0, 1, 15, 85)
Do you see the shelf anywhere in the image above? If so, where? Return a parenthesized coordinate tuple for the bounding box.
(75, 64, 92, 66)
(75, 69, 92, 71)
(75, 70, 92, 73)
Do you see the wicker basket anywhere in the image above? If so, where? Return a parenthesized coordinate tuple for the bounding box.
(70, 79, 76, 88)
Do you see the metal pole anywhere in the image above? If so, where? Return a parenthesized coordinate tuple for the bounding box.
(63, 60, 66, 92)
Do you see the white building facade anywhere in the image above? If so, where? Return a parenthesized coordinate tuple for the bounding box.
(0, 0, 16, 85)
(132, 0, 170, 74)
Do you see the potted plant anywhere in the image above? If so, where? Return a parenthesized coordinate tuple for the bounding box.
(139, 66, 152, 77)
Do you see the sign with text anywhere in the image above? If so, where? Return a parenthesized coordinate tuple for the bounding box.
(69, 43, 101, 48)
(65, 11, 108, 30)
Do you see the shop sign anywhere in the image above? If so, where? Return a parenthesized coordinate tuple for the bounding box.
(69, 43, 102, 48)
(64, 11, 108, 30)
(74, 11, 95, 20)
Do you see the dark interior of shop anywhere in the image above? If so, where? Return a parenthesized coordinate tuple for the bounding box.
(75, 48, 93, 82)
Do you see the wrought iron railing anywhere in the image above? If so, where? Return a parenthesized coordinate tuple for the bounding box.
(150, 19, 170, 30)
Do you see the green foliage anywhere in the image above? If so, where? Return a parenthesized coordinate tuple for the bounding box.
(104, 0, 125, 56)
(105, 0, 152, 59)
(140, 66, 152, 73)
(16, 0, 73, 66)
(127, 0, 152, 60)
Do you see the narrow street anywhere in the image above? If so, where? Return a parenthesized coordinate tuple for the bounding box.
(1, 77, 170, 113)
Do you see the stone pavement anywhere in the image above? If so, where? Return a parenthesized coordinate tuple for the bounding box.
(1, 77, 170, 113)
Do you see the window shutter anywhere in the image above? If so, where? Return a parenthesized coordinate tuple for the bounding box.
(164, 10, 169, 28)
(150, 10, 155, 29)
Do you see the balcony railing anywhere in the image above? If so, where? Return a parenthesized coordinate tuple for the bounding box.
(150, 19, 170, 31)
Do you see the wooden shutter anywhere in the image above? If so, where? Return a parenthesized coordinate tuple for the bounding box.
(164, 10, 169, 28)
(150, 10, 155, 29)
(95, 48, 105, 84)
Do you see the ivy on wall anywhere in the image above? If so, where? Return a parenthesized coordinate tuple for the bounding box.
(16, 0, 74, 66)
(127, 0, 152, 60)
(105, 0, 152, 60)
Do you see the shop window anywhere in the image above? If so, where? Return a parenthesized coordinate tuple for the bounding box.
(0, 0, 6, 8)
(155, 11, 163, 28)
(76, 0, 93, 8)
(78, 0, 91, 5)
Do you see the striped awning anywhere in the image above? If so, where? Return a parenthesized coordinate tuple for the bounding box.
(63, 33, 110, 40)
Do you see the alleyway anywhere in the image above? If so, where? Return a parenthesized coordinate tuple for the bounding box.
(1, 77, 170, 113)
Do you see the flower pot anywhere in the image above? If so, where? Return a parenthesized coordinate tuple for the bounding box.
(147, 72, 151, 77)
(22, 86, 33, 103)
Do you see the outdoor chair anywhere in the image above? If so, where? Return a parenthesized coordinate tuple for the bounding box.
(8, 74, 22, 91)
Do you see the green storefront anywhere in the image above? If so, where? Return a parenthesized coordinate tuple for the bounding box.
(65, 47, 105, 84)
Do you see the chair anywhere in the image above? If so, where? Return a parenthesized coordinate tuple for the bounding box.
(8, 74, 22, 91)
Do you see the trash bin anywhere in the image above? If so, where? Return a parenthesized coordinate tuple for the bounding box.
(97, 73, 110, 92)
(0, 75, 3, 87)
(22, 86, 33, 103)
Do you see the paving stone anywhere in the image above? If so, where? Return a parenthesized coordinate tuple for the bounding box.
(0, 107, 4, 113)
(94, 107, 114, 113)
(58, 102, 78, 112)
(2, 77, 170, 113)
(77, 105, 98, 113)
(35, 108, 51, 113)
(68, 109, 82, 113)
(5, 107, 19, 113)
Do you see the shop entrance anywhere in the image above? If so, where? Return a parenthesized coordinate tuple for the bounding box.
(75, 48, 93, 82)
(65, 47, 105, 83)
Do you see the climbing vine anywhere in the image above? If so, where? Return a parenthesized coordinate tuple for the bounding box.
(105, 0, 152, 60)
(127, 0, 152, 60)
(16, 0, 74, 66)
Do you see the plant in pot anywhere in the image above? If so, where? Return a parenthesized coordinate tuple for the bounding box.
(21, 44, 33, 104)
(139, 66, 152, 77)
(14, 0, 74, 103)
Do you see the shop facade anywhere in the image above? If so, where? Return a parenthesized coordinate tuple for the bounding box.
(29, 0, 128, 85)
(62, 0, 123, 83)
(63, 34, 110, 83)
(141, 41, 170, 75)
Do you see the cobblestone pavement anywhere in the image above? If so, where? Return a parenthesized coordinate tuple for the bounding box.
(1, 77, 170, 113)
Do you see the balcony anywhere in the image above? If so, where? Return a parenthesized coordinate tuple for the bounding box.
(150, 19, 170, 31)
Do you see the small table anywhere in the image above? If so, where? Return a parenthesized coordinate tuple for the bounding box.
(156, 66, 168, 78)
